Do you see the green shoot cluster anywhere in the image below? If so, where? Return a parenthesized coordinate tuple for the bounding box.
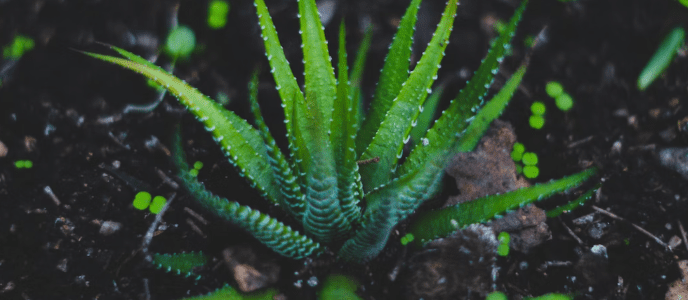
(400, 233, 415, 246)
(3, 35, 34, 59)
(133, 191, 167, 214)
(529, 101, 545, 129)
(14, 160, 33, 169)
(165, 25, 196, 58)
(189, 161, 204, 177)
(208, 0, 230, 29)
(511, 142, 539, 179)
(545, 81, 573, 111)
(637, 26, 685, 91)
(497, 231, 510, 256)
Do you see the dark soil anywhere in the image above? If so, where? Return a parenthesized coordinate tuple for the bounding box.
(1, 0, 687, 299)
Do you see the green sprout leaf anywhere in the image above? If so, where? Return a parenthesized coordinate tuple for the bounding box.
(165, 25, 196, 58)
(637, 26, 685, 91)
(208, 0, 230, 29)
(529, 114, 545, 129)
(3, 35, 34, 59)
(149, 195, 167, 214)
(318, 274, 363, 300)
(523, 165, 539, 178)
(133, 191, 152, 210)
(531, 101, 545, 115)
(555, 93, 573, 111)
(522, 152, 538, 165)
(545, 81, 564, 98)
(486, 291, 508, 300)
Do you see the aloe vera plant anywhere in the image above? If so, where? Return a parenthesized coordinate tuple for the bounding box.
(83, 0, 595, 264)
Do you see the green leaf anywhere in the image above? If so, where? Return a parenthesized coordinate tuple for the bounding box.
(171, 127, 323, 258)
(546, 184, 600, 218)
(179, 169, 323, 259)
(637, 26, 685, 91)
(153, 252, 208, 277)
(340, 149, 449, 262)
(456, 64, 527, 152)
(408, 167, 597, 247)
(399, 0, 528, 178)
(358, 0, 458, 192)
(349, 26, 373, 127)
(410, 83, 445, 146)
(355, 0, 422, 155)
(182, 284, 279, 300)
(318, 274, 363, 300)
(298, 0, 337, 125)
(83, 47, 284, 205)
(247, 69, 305, 220)
(332, 21, 363, 225)
(254, 0, 305, 141)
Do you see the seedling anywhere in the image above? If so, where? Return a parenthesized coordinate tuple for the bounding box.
(497, 231, 510, 256)
(149, 195, 167, 214)
(529, 101, 546, 129)
(14, 160, 33, 169)
(133, 191, 152, 210)
(2, 35, 34, 59)
(637, 26, 685, 91)
(165, 25, 196, 59)
(400, 233, 415, 246)
(555, 93, 573, 111)
(208, 0, 230, 29)
(545, 81, 564, 98)
(189, 161, 204, 177)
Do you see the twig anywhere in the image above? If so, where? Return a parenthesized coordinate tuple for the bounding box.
(591, 205, 670, 250)
(559, 217, 584, 246)
(678, 220, 688, 252)
(141, 193, 176, 263)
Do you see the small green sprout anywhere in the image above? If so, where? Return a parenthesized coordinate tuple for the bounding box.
(133, 191, 153, 210)
(545, 81, 564, 98)
(486, 291, 508, 300)
(497, 231, 510, 256)
(3, 35, 35, 59)
(522, 152, 538, 166)
(150, 195, 167, 214)
(524, 293, 573, 300)
(189, 161, 204, 177)
(637, 26, 685, 91)
(165, 25, 196, 58)
(400, 233, 415, 245)
(529, 115, 545, 129)
(511, 142, 525, 161)
(523, 165, 539, 179)
(14, 160, 33, 169)
(530, 101, 546, 115)
(555, 93, 573, 111)
(680, 0, 688, 8)
(207, 0, 230, 29)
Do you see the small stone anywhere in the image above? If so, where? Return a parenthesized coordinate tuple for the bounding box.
(99, 221, 122, 236)
(0, 140, 7, 157)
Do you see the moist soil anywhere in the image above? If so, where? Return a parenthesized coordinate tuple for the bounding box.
(1, 0, 687, 299)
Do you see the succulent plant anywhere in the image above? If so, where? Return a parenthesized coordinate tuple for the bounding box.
(82, 0, 595, 265)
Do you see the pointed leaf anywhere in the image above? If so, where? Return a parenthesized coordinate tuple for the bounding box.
(408, 167, 597, 246)
(358, 0, 458, 192)
(350, 25, 373, 127)
(254, 0, 305, 139)
(355, 0, 422, 155)
(247, 70, 305, 219)
(399, 0, 528, 177)
(332, 21, 362, 225)
(456, 63, 527, 152)
(410, 82, 444, 146)
(84, 47, 283, 205)
(298, 0, 337, 124)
